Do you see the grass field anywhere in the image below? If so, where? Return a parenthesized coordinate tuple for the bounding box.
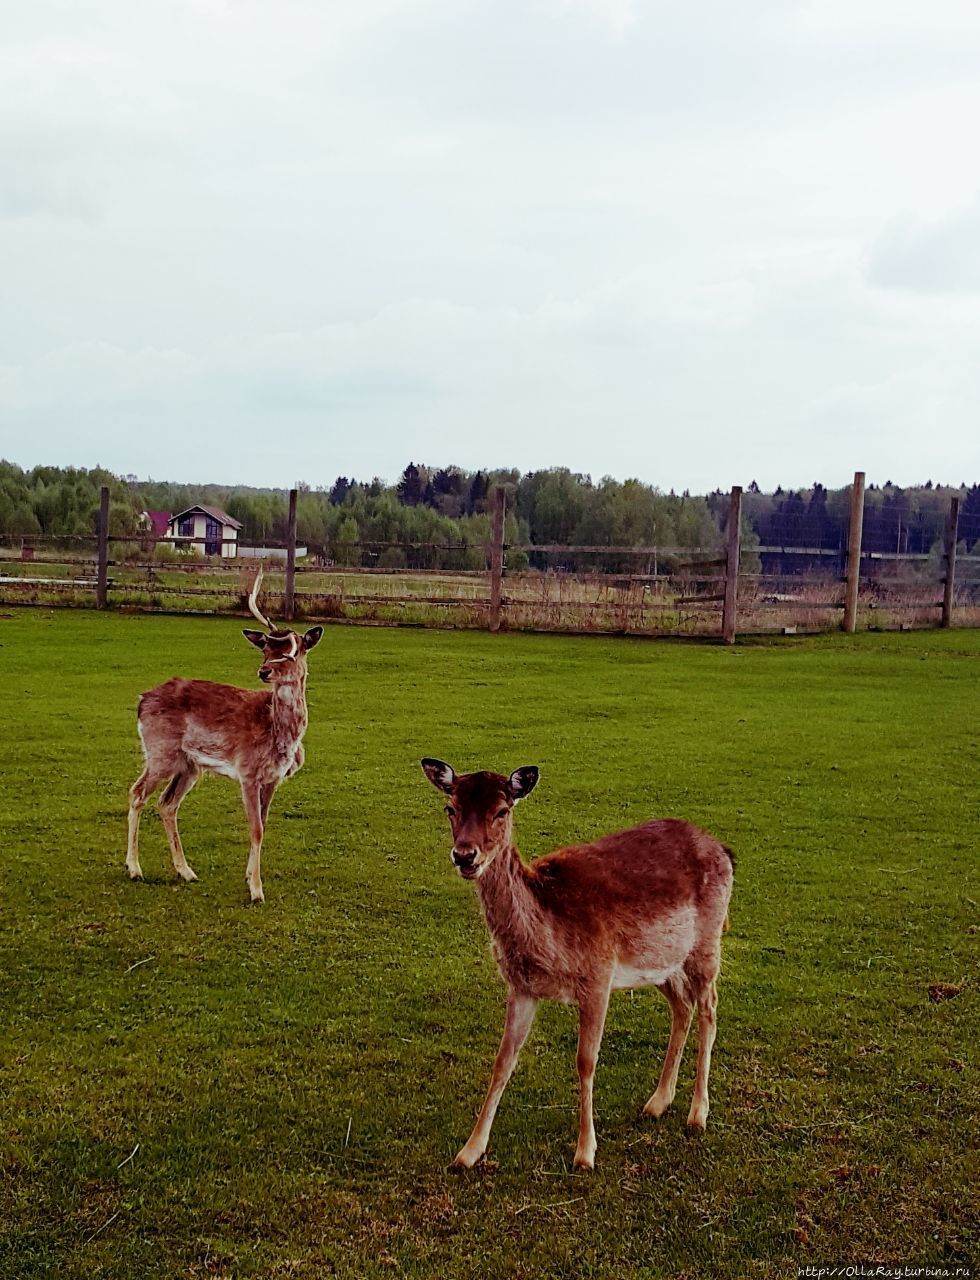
(1, 609, 977, 1278)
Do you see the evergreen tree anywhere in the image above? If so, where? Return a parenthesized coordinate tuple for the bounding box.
(397, 463, 425, 507)
(329, 476, 352, 505)
(468, 470, 489, 514)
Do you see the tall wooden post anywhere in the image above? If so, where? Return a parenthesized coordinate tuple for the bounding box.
(96, 485, 109, 610)
(284, 487, 297, 621)
(843, 471, 865, 634)
(941, 495, 960, 629)
(489, 486, 505, 633)
(722, 486, 742, 644)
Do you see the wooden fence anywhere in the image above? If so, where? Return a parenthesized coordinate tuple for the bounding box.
(1, 475, 978, 639)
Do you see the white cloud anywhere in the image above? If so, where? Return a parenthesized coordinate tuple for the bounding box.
(547, 0, 638, 41)
(1, 0, 980, 488)
(868, 197, 980, 295)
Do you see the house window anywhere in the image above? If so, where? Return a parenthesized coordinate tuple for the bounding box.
(205, 517, 222, 557)
(177, 517, 194, 538)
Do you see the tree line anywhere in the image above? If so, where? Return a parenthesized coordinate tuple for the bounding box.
(730, 479, 980, 574)
(1, 459, 978, 573)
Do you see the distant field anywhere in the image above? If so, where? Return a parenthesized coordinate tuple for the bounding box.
(1, 610, 977, 1278)
(0, 558, 723, 633)
(3, 553, 976, 635)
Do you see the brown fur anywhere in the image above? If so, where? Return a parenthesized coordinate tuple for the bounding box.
(421, 761, 734, 1170)
(126, 625, 322, 902)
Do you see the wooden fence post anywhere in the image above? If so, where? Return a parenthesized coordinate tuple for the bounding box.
(284, 487, 297, 621)
(843, 470, 865, 633)
(96, 485, 109, 610)
(941, 494, 960, 629)
(489, 486, 506, 633)
(722, 486, 742, 644)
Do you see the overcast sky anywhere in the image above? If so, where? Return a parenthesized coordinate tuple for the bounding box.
(3, 0, 980, 493)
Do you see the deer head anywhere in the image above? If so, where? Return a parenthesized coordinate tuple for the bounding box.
(242, 569, 322, 685)
(420, 759, 539, 879)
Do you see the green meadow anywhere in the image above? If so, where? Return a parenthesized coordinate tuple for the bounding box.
(0, 609, 976, 1278)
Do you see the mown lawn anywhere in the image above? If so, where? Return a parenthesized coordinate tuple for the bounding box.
(0, 609, 976, 1278)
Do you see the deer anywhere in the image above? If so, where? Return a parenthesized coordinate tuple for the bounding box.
(126, 571, 322, 902)
(420, 759, 734, 1171)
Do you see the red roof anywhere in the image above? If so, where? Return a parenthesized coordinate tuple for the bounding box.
(143, 510, 172, 537)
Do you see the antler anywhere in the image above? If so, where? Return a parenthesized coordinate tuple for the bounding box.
(248, 568, 275, 631)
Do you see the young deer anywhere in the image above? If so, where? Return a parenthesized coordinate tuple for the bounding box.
(421, 759, 734, 1171)
(126, 572, 322, 902)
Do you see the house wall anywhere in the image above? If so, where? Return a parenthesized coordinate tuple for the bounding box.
(167, 513, 239, 557)
(218, 524, 238, 558)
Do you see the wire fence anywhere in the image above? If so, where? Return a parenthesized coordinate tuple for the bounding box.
(1, 477, 979, 639)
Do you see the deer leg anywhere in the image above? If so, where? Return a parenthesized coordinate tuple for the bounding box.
(454, 992, 537, 1169)
(158, 766, 201, 882)
(259, 782, 277, 827)
(687, 979, 718, 1130)
(241, 781, 266, 903)
(644, 984, 694, 1118)
(285, 743, 304, 778)
(127, 768, 159, 880)
(574, 983, 611, 1170)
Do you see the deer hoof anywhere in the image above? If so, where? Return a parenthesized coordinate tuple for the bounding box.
(452, 1147, 482, 1170)
(643, 1092, 672, 1118)
(686, 1108, 708, 1132)
(127, 867, 143, 881)
(249, 888, 265, 904)
(177, 867, 198, 883)
(573, 1153, 595, 1172)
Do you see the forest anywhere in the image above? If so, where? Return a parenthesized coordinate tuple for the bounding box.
(1, 459, 978, 573)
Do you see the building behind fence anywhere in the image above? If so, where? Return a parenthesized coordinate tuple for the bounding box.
(1, 474, 978, 640)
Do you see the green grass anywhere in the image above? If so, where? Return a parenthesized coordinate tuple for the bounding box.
(1, 610, 977, 1278)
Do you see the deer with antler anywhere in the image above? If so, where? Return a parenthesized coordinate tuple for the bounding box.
(421, 759, 734, 1170)
(126, 571, 322, 902)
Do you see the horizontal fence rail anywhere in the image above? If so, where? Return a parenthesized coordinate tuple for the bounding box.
(1, 477, 978, 640)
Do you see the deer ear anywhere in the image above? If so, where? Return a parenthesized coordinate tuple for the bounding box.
(243, 629, 267, 649)
(302, 626, 324, 651)
(421, 758, 455, 794)
(508, 766, 540, 801)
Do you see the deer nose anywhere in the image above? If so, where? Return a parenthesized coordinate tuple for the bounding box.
(452, 846, 479, 870)
(258, 667, 272, 681)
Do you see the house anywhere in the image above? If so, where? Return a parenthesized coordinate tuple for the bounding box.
(138, 510, 172, 539)
(166, 505, 242, 557)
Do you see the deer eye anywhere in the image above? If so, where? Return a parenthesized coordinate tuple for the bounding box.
(495, 808, 509, 821)
(445, 805, 456, 818)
